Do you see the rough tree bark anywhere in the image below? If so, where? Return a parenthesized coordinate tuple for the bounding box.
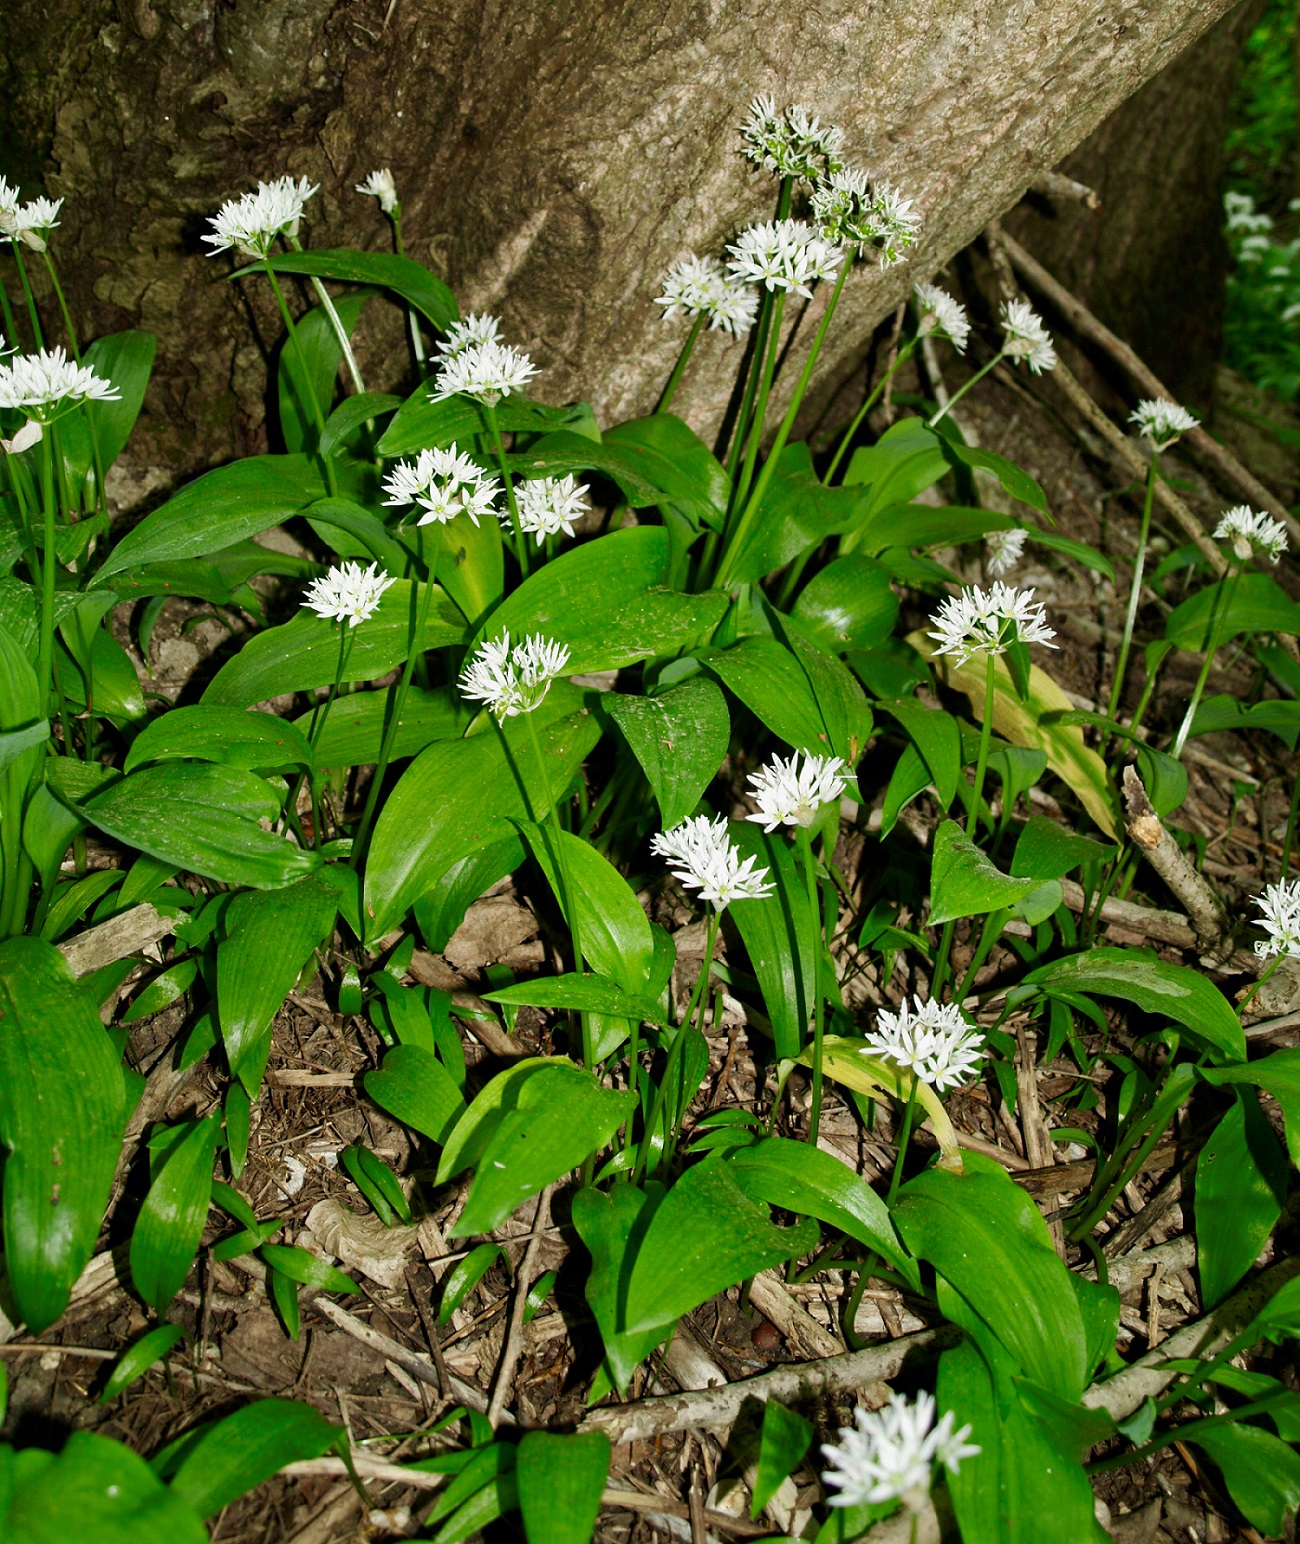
(1, 0, 1242, 479)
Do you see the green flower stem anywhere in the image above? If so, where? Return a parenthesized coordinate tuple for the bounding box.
(286, 235, 366, 396)
(718, 262, 851, 590)
(40, 250, 80, 359)
(931, 919, 957, 1001)
(954, 907, 1008, 1007)
(483, 400, 529, 578)
(262, 265, 337, 496)
(350, 555, 437, 870)
(1283, 770, 1300, 878)
(823, 335, 916, 485)
(389, 216, 427, 367)
(724, 294, 776, 489)
(302, 623, 353, 849)
(927, 347, 1005, 427)
(36, 431, 59, 723)
(0, 276, 18, 347)
(725, 289, 787, 547)
(1236, 953, 1282, 1015)
(966, 648, 998, 837)
(523, 705, 590, 1068)
(886, 1074, 920, 1208)
(798, 825, 827, 1145)
(1105, 451, 1159, 726)
(656, 313, 705, 414)
(10, 245, 44, 347)
(1087, 1397, 1279, 1478)
(1170, 562, 1244, 759)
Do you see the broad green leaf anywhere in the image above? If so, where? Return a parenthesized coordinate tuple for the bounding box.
(106, 541, 319, 605)
(929, 820, 1037, 925)
(365, 1043, 468, 1147)
(168, 1398, 342, 1518)
(508, 429, 699, 508)
(364, 691, 601, 938)
(725, 1137, 918, 1288)
(423, 508, 504, 629)
(622, 1161, 818, 1334)
(1024, 947, 1246, 1063)
(303, 494, 409, 571)
(437, 1243, 505, 1325)
(202, 579, 465, 707)
(217, 867, 350, 1092)
(909, 629, 1118, 839)
(725, 442, 869, 582)
(130, 1115, 221, 1315)
(57, 626, 147, 724)
(842, 417, 950, 539)
(126, 706, 315, 776)
(120, 958, 199, 1023)
(750, 1402, 813, 1521)
(1166, 570, 1300, 650)
(858, 502, 1013, 554)
(1203, 1050, 1300, 1165)
(1188, 693, 1300, 749)
(437, 1058, 573, 1182)
(602, 414, 731, 529)
(1011, 814, 1115, 882)
(93, 456, 327, 584)
(792, 554, 898, 652)
(298, 682, 471, 768)
(377, 385, 596, 457)
(414, 835, 528, 953)
(82, 331, 156, 473)
(1239, 1274, 1300, 1346)
(0, 936, 125, 1332)
(517, 1431, 610, 1544)
(1186, 1421, 1300, 1536)
(277, 291, 371, 451)
(703, 636, 829, 756)
(940, 439, 1048, 512)
(773, 611, 873, 764)
(727, 821, 815, 1061)
(81, 762, 321, 890)
(483, 971, 669, 1027)
(318, 393, 403, 460)
(101, 1323, 185, 1402)
(811, 1037, 963, 1166)
(606, 675, 729, 828)
(877, 699, 960, 808)
(521, 827, 654, 991)
(340, 1143, 411, 1226)
(894, 1152, 1088, 1396)
(571, 1184, 667, 1392)
(253, 249, 458, 328)
(431, 1473, 519, 1544)
(4, 1429, 207, 1544)
(1197, 1091, 1287, 1307)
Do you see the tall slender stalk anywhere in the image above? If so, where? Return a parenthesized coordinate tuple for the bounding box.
(0, 274, 18, 347)
(483, 401, 529, 578)
(886, 1076, 920, 1208)
(9, 245, 43, 347)
(927, 348, 1004, 428)
(285, 236, 366, 395)
(966, 649, 998, 837)
(824, 337, 916, 485)
(728, 290, 787, 527)
(304, 625, 353, 849)
(36, 432, 58, 719)
(389, 216, 427, 368)
(799, 826, 827, 1144)
(1105, 452, 1160, 726)
(263, 266, 337, 496)
(1170, 563, 1244, 758)
(657, 313, 705, 414)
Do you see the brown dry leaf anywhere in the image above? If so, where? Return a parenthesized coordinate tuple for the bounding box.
(306, 1199, 420, 1291)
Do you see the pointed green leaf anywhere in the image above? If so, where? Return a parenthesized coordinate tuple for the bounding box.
(130, 1113, 221, 1316)
(168, 1398, 342, 1518)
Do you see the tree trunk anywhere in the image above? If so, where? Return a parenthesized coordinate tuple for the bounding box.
(1005, 0, 1267, 409)
(1, 0, 1241, 478)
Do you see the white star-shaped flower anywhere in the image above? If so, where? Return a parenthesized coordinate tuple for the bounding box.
(380, 444, 500, 526)
(301, 560, 395, 627)
(429, 337, 538, 406)
(984, 526, 1027, 578)
(5, 196, 63, 252)
(746, 751, 848, 833)
(1128, 397, 1199, 448)
(1213, 504, 1288, 565)
(927, 581, 1056, 667)
(653, 254, 760, 337)
(812, 168, 921, 267)
(739, 96, 845, 182)
(355, 168, 399, 215)
(459, 631, 570, 719)
(861, 996, 984, 1093)
(436, 313, 502, 359)
(999, 299, 1056, 374)
(0, 346, 120, 421)
(726, 220, 843, 300)
(651, 815, 774, 910)
(514, 474, 589, 545)
(914, 282, 970, 354)
(1252, 878, 1300, 960)
(203, 176, 319, 260)
(821, 1391, 980, 1510)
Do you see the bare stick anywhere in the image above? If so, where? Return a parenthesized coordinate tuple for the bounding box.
(1028, 171, 1102, 211)
(57, 903, 173, 977)
(486, 1184, 554, 1426)
(1122, 766, 1230, 954)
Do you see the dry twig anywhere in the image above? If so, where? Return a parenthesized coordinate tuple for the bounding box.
(1122, 766, 1231, 955)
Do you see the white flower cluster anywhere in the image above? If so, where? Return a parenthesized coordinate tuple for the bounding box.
(355, 168, 399, 215)
(1129, 398, 1199, 448)
(203, 175, 319, 260)
(653, 254, 759, 336)
(740, 96, 845, 183)
(459, 631, 570, 719)
(726, 220, 843, 299)
(1214, 504, 1288, 565)
(428, 313, 537, 406)
(0, 345, 120, 420)
(928, 581, 1057, 667)
(747, 751, 848, 832)
(861, 996, 984, 1093)
(381, 445, 501, 527)
(1224, 190, 1273, 237)
(999, 299, 1057, 374)
(0, 179, 64, 253)
(651, 815, 774, 910)
(810, 167, 920, 267)
(821, 1391, 979, 1509)
(516, 474, 589, 545)
(301, 560, 395, 627)
(984, 526, 1027, 578)
(436, 313, 500, 358)
(914, 283, 970, 354)
(1252, 878, 1300, 960)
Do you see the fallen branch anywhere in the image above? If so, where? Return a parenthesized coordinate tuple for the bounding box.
(486, 1184, 553, 1426)
(1058, 878, 1196, 951)
(580, 1326, 958, 1444)
(1027, 171, 1101, 211)
(57, 902, 173, 978)
(1121, 766, 1231, 956)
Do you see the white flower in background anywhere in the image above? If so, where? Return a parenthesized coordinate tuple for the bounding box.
(203, 175, 319, 259)
(1213, 504, 1288, 565)
(0, 177, 19, 237)
(0, 346, 120, 420)
(429, 337, 538, 406)
(812, 168, 920, 267)
(1224, 190, 1273, 236)
(515, 474, 589, 545)
(381, 445, 500, 526)
(739, 95, 845, 182)
(984, 526, 1027, 578)
(653, 254, 760, 336)
(927, 581, 1057, 666)
(862, 996, 984, 1093)
(459, 631, 570, 719)
(746, 751, 848, 832)
(651, 815, 775, 910)
(1239, 233, 1272, 263)
(822, 1391, 979, 1510)
(999, 298, 1057, 374)
(436, 312, 502, 358)
(355, 168, 399, 215)
(1252, 878, 1300, 959)
(914, 282, 970, 353)
(726, 220, 843, 299)
(1129, 397, 1199, 448)
(301, 560, 395, 627)
(6, 196, 63, 252)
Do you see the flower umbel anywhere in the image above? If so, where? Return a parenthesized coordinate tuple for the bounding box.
(999, 299, 1057, 374)
(927, 581, 1057, 667)
(203, 176, 319, 260)
(726, 221, 843, 299)
(0, 346, 120, 421)
(653, 254, 759, 336)
(984, 526, 1027, 578)
(459, 632, 570, 719)
(436, 313, 502, 358)
(1252, 878, 1300, 960)
(811, 168, 920, 267)
(381, 445, 501, 526)
(1129, 397, 1199, 448)
(821, 1391, 980, 1510)
(301, 561, 395, 627)
(746, 751, 848, 833)
(862, 996, 984, 1093)
(429, 337, 538, 406)
(355, 168, 399, 215)
(514, 475, 589, 545)
(5, 196, 63, 252)
(740, 96, 845, 182)
(914, 282, 970, 353)
(1214, 504, 1288, 564)
(651, 815, 775, 910)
